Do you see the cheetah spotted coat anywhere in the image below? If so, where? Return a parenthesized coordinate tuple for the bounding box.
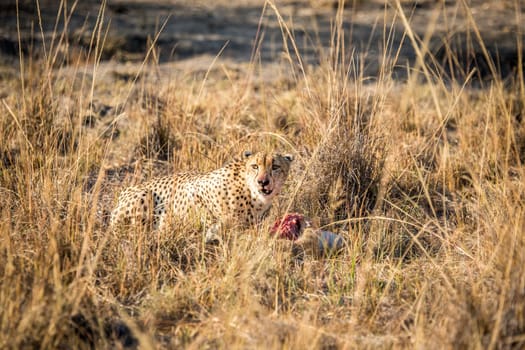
(110, 151, 293, 234)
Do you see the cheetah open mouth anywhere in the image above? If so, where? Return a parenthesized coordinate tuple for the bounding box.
(260, 188, 273, 196)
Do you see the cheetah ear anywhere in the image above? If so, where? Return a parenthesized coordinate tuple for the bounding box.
(283, 154, 294, 162)
(243, 150, 253, 158)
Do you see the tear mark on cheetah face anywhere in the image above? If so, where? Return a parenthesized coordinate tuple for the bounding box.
(244, 150, 294, 207)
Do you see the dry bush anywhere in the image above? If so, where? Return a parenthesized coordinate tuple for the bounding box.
(294, 91, 386, 227)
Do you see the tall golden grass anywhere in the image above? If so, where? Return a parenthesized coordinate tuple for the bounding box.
(1, 0, 524, 348)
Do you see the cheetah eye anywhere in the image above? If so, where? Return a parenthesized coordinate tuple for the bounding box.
(272, 165, 281, 171)
(251, 164, 259, 170)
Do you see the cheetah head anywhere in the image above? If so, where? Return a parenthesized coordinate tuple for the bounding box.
(243, 151, 294, 201)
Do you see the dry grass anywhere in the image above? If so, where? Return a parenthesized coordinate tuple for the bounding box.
(1, 0, 525, 349)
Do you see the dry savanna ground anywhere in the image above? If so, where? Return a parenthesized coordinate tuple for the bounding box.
(1, 0, 525, 349)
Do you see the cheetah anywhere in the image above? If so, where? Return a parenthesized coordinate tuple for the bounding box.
(110, 151, 294, 241)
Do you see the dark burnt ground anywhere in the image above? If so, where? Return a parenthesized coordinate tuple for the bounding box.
(0, 0, 523, 82)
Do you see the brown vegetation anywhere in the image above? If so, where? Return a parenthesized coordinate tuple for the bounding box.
(1, 0, 524, 348)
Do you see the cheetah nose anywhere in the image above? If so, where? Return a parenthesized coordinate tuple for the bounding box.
(258, 178, 270, 187)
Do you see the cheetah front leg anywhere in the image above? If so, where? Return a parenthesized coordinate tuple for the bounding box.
(203, 215, 240, 245)
(204, 223, 222, 245)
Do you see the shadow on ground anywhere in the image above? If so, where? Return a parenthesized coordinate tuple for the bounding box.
(0, 0, 523, 81)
